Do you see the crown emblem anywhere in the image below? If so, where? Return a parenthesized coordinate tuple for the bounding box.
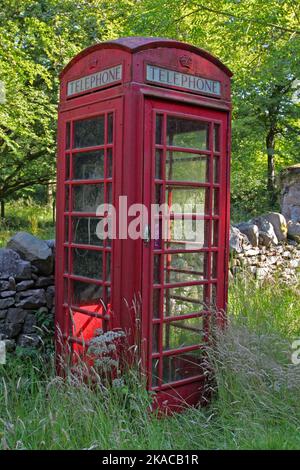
(89, 58, 99, 69)
(179, 55, 192, 69)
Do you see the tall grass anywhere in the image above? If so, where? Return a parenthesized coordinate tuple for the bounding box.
(0, 200, 55, 246)
(1, 277, 300, 450)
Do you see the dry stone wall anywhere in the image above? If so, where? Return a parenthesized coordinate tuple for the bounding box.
(230, 212, 300, 283)
(0, 232, 55, 352)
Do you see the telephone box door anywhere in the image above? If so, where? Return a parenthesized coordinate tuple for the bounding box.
(142, 98, 229, 409)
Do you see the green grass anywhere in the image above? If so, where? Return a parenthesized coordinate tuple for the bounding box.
(0, 200, 55, 247)
(1, 277, 300, 450)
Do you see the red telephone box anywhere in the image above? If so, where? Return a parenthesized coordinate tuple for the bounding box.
(56, 37, 232, 411)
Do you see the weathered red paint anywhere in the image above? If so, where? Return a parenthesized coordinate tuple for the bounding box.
(56, 37, 232, 412)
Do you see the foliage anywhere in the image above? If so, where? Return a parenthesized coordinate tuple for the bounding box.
(0, 200, 54, 246)
(1, 277, 300, 449)
(1, 0, 300, 215)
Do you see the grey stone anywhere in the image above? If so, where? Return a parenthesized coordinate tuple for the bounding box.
(0, 280, 10, 291)
(0, 290, 16, 299)
(0, 309, 7, 320)
(16, 289, 46, 309)
(0, 322, 22, 338)
(258, 232, 273, 248)
(22, 313, 37, 334)
(251, 216, 278, 245)
(0, 248, 31, 280)
(280, 165, 300, 222)
(230, 226, 249, 254)
(35, 276, 54, 288)
(263, 212, 287, 242)
(17, 334, 40, 348)
(46, 285, 55, 308)
(6, 308, 27, 323)
(16, 280, 35, 292)
(287, 221, 300, 243)
(256, 267, 269, 280)
(7, 232, 53, 276)
(0, 297, 15, 309)
(236, 222, 259, 247)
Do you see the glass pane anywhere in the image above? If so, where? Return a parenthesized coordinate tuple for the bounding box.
(165, 187, 207, 213)
(107, 148, 112, 178)
(156, 114, 163, 144)
(107, 113, 113, 144)
(167, 117, 209, 150)
(64, 249, 69, 273)
(213, 156, 219, 183)
(163, 349, 204, 383)
(165, 218, 208, 250)
(65, 122, 70, 150)
(153, 255, 161, 284)
(72, 217, 103, 246)
(74, 116, 104, 148)
(64, 217, 69, 242)
(164, 252, 207, 284)
(153, 289, 161, 319)
(72, 248, 103, 280)
(166, 152, 208, 182)
(73, 150, 104, 180)
(72, 280, 103, 307)
(212, 220, 218, 247)
(152, 324, 159, 352)
(152, 359, 159, 387)
(65, 185, 69, 211)
(106, 251, 111, 281)
(155, 149, 163, 179)
(212, 252, 218, 279)
(65, 154, 70, 180)
(164, 285, 205, 317)
(163, 316, 204, 351)
(73, 184, 104, 212)
(213, 189, 219, 215)
(214, 124, 220, 152)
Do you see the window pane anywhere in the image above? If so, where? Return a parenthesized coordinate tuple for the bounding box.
(166, 152, 209, 182)
(106, 251, 111, 281)
(165, 218, 208, 250)
(163, 316, 204, 351)
(107, 148, 113, 178)
(65, 122, 70, 150)
(214, 124, 220, 152)
(156, 114, 163, 144)
(152, 324, 160, 352)
(163, 349, 204, 383)
(167, 117, 209, 150)
(153, 289, 161, 319)
(164, 285, 205, 317)
(72, 217, 103, 246)
(166, 187, 207, 213)
(72, 279, 103, 307)
(73, 150, 104, 180)
(153, 255, 161, 284)
(107, 113, 113, 144)
(152, 359, 159, 387)
(73, 184, 104, 212)
(213, 156, 219, 183)
(74, 116, 104, 148)
(65, 185, 69, 211)
(72, 248, 103, 280)
(65, 154, 70, 180)
(155, 149, 163, 179)
(164, 252, 207, 284)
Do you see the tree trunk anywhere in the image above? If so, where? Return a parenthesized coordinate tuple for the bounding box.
(266, 129, 276, 206)
(1, 200, 5, 219)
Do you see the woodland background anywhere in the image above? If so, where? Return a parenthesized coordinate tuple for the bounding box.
(0, 0, 300, 226)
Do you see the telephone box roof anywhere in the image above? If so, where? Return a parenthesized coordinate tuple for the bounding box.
(60, 36, 233, 79)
